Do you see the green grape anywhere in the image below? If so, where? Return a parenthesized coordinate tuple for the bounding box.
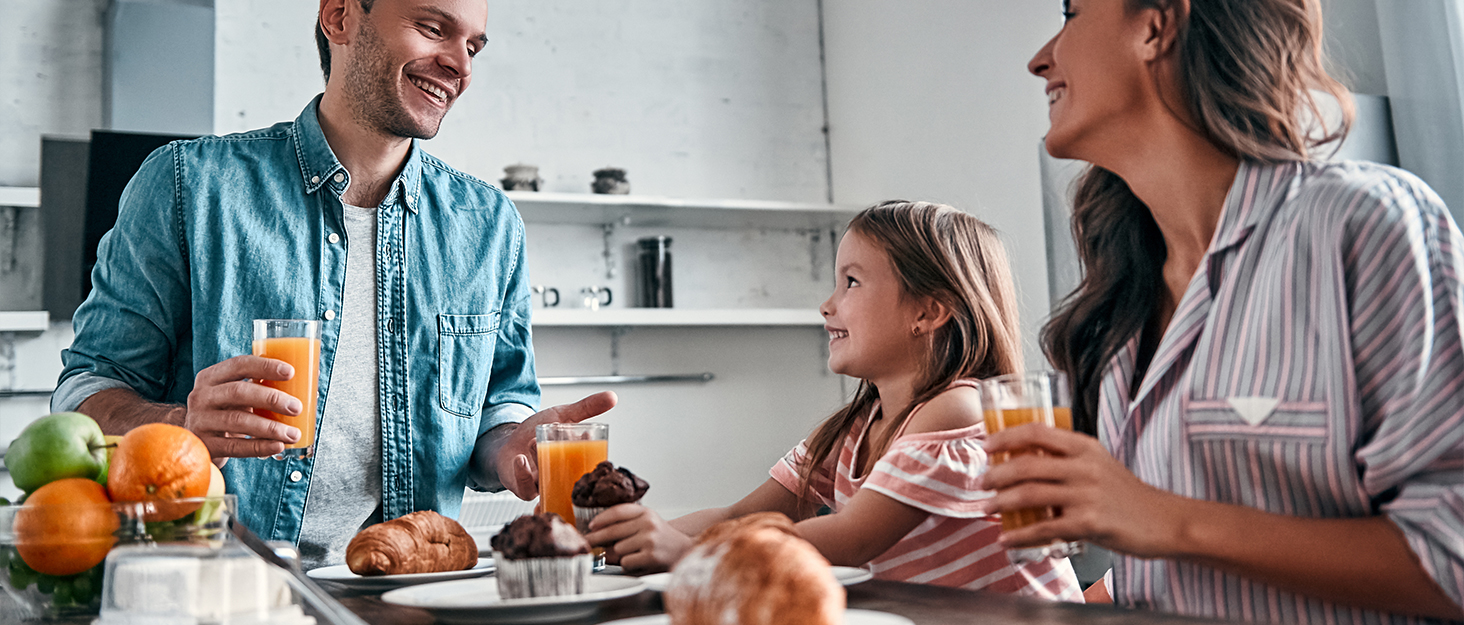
(51, 578, 73, 606)
(7, 565, 34, 590)
(0, 547, 10, 570)
(0, 497, 10, 506)
(36, 574, 54, 594)
(71, 573, 94, 604)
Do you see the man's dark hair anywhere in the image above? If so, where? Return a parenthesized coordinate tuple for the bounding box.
(315, 0, 377, 82)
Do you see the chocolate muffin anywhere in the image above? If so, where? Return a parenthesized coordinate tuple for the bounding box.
(489, 513, 592, 598)
(570, 461, 650, 533)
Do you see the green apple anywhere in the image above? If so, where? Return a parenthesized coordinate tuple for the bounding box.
(5, 413, 108, 493)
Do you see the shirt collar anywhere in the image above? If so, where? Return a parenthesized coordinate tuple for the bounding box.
(1207, 159, 1302, 257)
(292, 94, 424, 213)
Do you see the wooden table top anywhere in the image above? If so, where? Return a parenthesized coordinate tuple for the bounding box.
(329, 578, 1229, 625)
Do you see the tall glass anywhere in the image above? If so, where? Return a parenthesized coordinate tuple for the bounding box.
(252, 319, 320, 459)
(982, 371, 1083, 564)
(535, 423, 610, 525)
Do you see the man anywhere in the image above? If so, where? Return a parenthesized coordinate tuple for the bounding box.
(52, 0, 613, 568)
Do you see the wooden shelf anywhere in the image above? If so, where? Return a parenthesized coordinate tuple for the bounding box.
(0, 311, 48, 332)
(506, 191, 859, 230)
(532, 308, 823, 327)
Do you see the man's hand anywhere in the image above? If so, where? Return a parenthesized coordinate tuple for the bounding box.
(185, 355, 304, 460)
(494, 391, 618, 499)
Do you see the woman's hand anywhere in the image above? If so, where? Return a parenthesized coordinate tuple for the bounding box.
(583, 503, 694, 573)
(980, 424, 1187, 559)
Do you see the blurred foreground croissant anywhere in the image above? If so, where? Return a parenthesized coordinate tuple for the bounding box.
(665, 512, 844, 625)
(346, 510, 477, 576)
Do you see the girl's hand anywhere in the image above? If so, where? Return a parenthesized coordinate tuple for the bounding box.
(583, 503, 694, 572)
(980, 424, 1187, 559)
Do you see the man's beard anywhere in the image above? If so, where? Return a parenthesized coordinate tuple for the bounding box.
(343, 18, 445, 140)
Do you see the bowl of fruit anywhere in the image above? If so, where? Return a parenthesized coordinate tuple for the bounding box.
(0, 413, 227, 620)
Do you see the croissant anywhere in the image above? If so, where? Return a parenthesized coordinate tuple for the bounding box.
(345, 510, 478, 576)
(665, 512, 844, 625)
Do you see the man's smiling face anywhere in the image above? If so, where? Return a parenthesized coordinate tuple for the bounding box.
(341, 0, 488, 140)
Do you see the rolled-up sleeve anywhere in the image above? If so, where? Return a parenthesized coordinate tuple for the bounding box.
(57, 144, 190, 408)
(1347, 174, 1464, 609)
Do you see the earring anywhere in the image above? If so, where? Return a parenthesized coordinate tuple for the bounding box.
(911, 325, 922, 337)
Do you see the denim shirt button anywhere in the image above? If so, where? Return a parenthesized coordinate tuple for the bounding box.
(289, 471, 303, 482)
(310, 175, 320, 184)
(328, 233, 340, 244)
(334, 173, 345, 183)
(324, 310, 336, 321)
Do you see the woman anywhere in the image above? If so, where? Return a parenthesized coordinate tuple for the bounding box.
(980, 0, 1464, 620)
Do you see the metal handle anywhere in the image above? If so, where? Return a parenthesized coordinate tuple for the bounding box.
(539, 373, 714, 386)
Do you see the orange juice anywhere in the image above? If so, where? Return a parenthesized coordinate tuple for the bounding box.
(252, 336, 320, 449)
(983, 406, 1072, 532)
(537, 439, 609, 523)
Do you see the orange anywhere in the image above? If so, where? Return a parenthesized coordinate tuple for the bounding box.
(106, 423, 211, 521)
(15, 478, 119, 576)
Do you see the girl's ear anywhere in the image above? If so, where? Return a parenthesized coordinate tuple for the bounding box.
(1137, 0, 1187, 62)
(916, 297, 954, 334)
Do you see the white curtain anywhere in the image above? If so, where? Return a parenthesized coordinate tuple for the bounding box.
(1376, 0, 1464, 221)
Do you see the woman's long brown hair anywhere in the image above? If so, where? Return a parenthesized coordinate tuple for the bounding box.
(1042, 0, 1353, 435)
(795, 201, 1023, 504)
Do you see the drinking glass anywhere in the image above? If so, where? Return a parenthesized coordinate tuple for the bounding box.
(982, 371, 1084, 564)
(252, 319, 320, 460)
(535, 423, 610, 524)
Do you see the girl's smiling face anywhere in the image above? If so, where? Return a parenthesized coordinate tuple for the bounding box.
(819, 231, 927, 382)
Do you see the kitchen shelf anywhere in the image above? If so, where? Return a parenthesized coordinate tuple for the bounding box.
(0, 187, 40, 208)
(532, 308, 823, 327)
(507, 191, 860, 230)
(0, 311, 48, 332)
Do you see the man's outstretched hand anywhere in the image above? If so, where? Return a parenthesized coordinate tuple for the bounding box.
(496, 391, 617, 499)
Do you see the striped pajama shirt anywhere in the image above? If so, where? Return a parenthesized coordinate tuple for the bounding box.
(1100, 159, 1464, 622)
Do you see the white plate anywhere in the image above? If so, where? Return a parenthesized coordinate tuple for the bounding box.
(603, 608, 913, 625)
(306, 558, 495, 589)
(380, 574, 648, 624)
(639, 565, 873, 592)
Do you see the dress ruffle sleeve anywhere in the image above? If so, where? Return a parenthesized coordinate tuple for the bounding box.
(863, 424, 994, 518)
(770, 440, 836, 508)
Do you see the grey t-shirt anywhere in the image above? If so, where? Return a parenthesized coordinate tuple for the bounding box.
(298, 203, 383, 569)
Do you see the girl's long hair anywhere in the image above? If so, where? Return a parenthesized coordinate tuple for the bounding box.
(1043, 0, 1354, 436)
(796, 201, 1023, 503)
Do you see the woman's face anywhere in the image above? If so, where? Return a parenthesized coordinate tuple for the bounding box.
(1028, 0, 1155, 161)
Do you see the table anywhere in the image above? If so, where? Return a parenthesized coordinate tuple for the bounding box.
(329, 578, 1228, 625)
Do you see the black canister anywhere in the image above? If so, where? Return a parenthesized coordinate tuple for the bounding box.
(637, 236, 673, 308)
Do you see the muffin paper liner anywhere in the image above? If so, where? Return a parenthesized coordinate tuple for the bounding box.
(490, 551, 592, 599)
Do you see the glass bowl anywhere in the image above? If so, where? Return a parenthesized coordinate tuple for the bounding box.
(0, 494, 237, 621)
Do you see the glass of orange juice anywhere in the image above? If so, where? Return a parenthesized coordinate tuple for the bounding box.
(252, 319, 320, 460)
(535, 423, 609, 525)
(981, 371, 1082, 564)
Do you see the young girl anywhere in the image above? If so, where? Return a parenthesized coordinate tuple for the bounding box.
(981, 0, 1464, 619)
(585, 201, 1082, 600)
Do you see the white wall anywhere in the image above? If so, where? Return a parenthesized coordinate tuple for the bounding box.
(0, 0, 104, 187)
(215, 0, 831, 203)
(1324, 0, 1388, 95)
(822, 1, 1060, 366)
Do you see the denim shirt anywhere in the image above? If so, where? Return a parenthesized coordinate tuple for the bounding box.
(54, 96, 540, 542)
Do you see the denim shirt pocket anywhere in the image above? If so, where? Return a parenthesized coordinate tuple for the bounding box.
(437, 312, 501, 418)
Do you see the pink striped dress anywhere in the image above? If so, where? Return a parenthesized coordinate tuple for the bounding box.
(769, 380, 1083, 600)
